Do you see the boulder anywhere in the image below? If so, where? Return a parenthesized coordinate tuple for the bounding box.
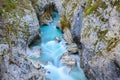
(60, 53, 76, 66)
(67, 43, 78, 54)
(55, 36, 61, 42)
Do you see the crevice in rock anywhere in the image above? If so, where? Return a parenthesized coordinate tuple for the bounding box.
(28, 34, 40, 47)
(114, 60, 120, 77)
(39, 2, 58, 25)
(28, 2, 59, 47)
(44, 2, 58, 14)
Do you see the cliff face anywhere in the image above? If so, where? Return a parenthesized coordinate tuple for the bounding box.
(45, 0, 120, 80)
(56, 0, 83, 44)
(81, 0, 120, 80)
(31, 0, 83, 45)
(55, 0, 120, 80)
(0, 0, 44, 80)
(0, 0, 120, 80)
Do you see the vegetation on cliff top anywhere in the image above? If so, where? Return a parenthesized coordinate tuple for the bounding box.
(83, 0, 107, 17)
(60, 15, 70, 30)
(0, 0, 17, 15)
(84, 0, 120, 17)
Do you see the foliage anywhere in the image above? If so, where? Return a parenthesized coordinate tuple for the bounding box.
(60, 15, 70, 30)
(83, 0, 107, 16)
(0, 0, 17, 15)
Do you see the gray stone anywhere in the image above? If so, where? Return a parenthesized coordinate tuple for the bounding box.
(55, 36, 61, 42)
(63, 28, 73, 44)
(61, 53, 76, 66)
(67, 43, 78, 54)
(27, 46, 41, 58)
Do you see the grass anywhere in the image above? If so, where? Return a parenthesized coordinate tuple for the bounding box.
(60, 15, 70, 30)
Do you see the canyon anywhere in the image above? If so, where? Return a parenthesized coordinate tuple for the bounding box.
(0, 0, 120, 80)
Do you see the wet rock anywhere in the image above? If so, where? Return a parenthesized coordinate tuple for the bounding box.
(29, 34, 40, 47)
(40, 14, 53, 25)
(55, 36, 61, 42)
(39, 2, 57, 25)
(56, 20, 62, 30)
(68, 47, 78, 53)
(28, 46, 41, 58)
(63, 28, 73, 44)
(67, 43, 78, 54)
(60, 53, 76, 66)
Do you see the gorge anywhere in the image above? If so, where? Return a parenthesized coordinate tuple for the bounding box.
(29, 12, 87, 80)
(0, 0, 120, 80)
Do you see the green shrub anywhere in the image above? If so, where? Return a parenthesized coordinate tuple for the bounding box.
(0, 0, 17, 13)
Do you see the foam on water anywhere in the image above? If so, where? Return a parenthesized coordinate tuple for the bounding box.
(29, 12, 87, 80)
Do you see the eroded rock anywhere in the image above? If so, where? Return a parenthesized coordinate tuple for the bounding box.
(60, 53, 76, 66)
(80, 0, 120, 80)
(63, 28, 73, 44)
(67, 43, 78, 54)
(55, 36, 61, 42)
(27, 46, 41, 58)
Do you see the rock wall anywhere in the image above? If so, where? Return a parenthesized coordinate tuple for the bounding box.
(80, 0, 120, 80)
(48, 0, 120, 80)
(56, 0, 84, 44)
(55, 0, 120, 80)
(0, 0, 44, 80)
(34, 0, 82, 44)
(0, 0, 120, 80)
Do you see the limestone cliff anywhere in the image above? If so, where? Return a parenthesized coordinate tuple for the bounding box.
(41, 0, 120, 79)
(0, 0, 43, 80)
(81, 0, 120, 80)
(55, 0, 120, 80)
(0, 0, 120, 80)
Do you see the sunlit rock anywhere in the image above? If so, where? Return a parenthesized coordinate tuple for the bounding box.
(56, 20, 62, 30)
(63, 28, 73, 44)
(67, 43, 78, 54)
(55, 36, 61, 42)
(61, 53, 76, 66)
(80, 0, 120, 79)
(27, 46, 41, 58)
(29, 59, 41, 69)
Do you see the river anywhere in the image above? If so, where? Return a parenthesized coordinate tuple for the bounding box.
(29, 12, 87, 80)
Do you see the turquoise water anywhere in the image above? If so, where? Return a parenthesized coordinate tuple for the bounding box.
(31, 12, 87, 80)
(41, 12, 63, 43)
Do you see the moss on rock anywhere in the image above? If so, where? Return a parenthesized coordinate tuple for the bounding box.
(0, 0, 17, 15)
(97, 29, 108, 40)
(83, 0, 107, 17)
(60, 15, 70, 30)
(106, 38, 120, 52)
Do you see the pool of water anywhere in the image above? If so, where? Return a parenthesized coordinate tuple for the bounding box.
(30, 12, 87, 80)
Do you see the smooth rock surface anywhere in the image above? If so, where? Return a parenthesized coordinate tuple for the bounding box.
(60, 53, 76, 66)
(67, 43, 78, 54)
